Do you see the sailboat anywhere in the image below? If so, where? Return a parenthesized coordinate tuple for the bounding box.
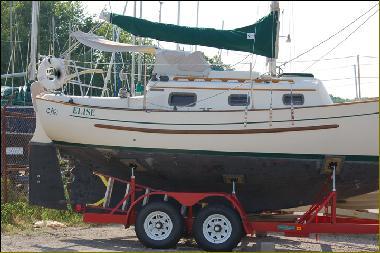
(28, 3, 378, 213)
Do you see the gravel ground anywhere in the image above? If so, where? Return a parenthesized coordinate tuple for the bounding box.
(1, 224, 378, 252)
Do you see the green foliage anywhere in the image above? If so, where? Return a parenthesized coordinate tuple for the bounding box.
(1, 1, 231, 96)
(329, 94, 354, 103)
(204, 55, 234, 71)
(1, 1, 87, 85)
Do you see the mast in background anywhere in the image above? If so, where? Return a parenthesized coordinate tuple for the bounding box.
(10, 1, 14, 89)
(356, 55, 361, 99)
(115, 1, 128, 96)
(131, 1, 136, 95)
(267, 1, 280, 77)
(29, 1, 40, 81)
(218, 20, 224, 61)
(353, 64, 358, 99)
(137, 1, 143, 85)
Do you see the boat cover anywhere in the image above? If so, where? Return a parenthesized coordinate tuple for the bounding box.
(104, 10, 279, 58)
(71, 31, 157, 54)
(153, 50, 211, 77)
(71, 30, 211, 77)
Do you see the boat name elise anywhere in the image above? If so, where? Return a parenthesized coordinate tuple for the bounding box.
(72, 106, 95, 117)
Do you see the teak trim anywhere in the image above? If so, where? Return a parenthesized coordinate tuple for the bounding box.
(94, 124, 339, 134)
(173, 76, 295, 83)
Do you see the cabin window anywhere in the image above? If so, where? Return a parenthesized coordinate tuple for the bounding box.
(282, 94, 304, 105)
(228, 94, 250, 106)
(168, 92, 197, 107)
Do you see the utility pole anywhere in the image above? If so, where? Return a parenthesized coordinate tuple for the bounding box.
(267, 1, 280, 77)
(131, 1, 137, 95)
(356, 55, 361, 99)
(176, 1, 181, 51)
(218, 20, 224, 61)
(158, 1, 163, 47)
(353, 64, 358, 99)
(194, 1, 199, 52)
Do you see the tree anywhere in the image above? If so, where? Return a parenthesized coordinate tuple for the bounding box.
(1, 1, 91, 84)
(1, 1, 231, 97)
(204, 55, 234, 71)
(329, 95, 353, 103)
(1, 1, 157, 97)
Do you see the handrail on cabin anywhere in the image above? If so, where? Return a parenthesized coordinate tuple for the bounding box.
(173, 76, 295, 83)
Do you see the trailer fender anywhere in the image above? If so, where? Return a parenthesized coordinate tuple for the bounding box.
(125, 192, 251, 233)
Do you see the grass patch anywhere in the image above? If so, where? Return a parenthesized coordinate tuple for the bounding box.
(1, 201, 85, 233)
(1, 158, 86, 233)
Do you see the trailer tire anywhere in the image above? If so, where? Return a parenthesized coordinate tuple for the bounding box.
(193, 204, 243, 251)
(135, 202, 183, 249)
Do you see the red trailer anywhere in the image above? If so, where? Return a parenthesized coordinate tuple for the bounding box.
(75, 165, 379, 251)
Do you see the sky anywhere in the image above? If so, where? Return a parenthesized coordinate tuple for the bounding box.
(82, 1, 379, 99)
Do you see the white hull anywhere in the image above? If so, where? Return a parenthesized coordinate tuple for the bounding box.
(34, 94, 378, 158)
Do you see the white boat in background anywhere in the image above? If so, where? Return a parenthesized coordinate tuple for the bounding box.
(28, 2, 379, 212)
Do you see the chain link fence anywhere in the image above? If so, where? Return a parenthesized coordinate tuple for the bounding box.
(1, 103, 35, 203)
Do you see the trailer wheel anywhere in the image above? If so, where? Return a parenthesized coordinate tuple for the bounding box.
(135, 202, 183, 249)
(193, 204, 243, 251)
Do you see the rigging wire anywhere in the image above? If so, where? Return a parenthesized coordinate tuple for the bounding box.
(320, 76, 379, 82)
(279, 3, 379, 68)
(278, 55, 356, 63)
(278, 55, 378, 64)
(313, 63, 376, 71)
(302, 8, 379, 72)
(229, 54, 251, 67)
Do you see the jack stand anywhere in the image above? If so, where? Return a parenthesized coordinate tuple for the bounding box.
(232, 180, 236, 195)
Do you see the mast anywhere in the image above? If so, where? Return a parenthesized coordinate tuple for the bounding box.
(176, 1, 181, 50)
(194, 1, 199, 51)
(158, 1, 163, 47)
(267, 1, 280, 77)
(29, 1, 39, 81)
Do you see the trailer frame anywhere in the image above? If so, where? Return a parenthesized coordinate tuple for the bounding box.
(75, 166, 379, 250)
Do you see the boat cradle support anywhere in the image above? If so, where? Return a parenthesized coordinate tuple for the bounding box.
(29, 142, 67, 209)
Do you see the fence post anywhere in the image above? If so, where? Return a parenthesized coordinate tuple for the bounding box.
(1, 105, 9, 203)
